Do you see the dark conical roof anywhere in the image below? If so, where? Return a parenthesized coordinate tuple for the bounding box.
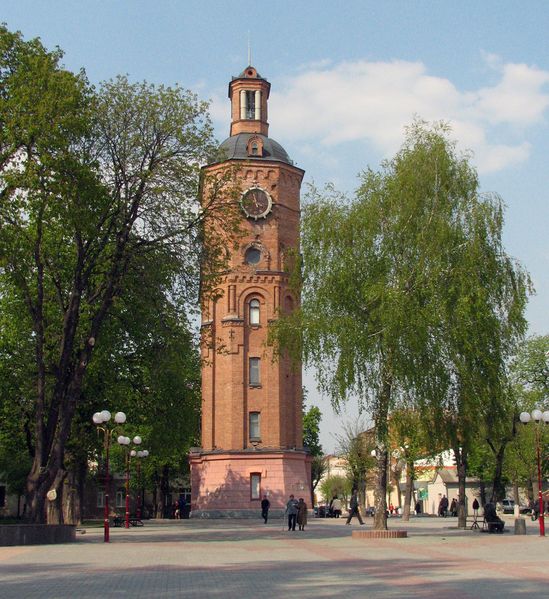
(218, 133, 293, 165)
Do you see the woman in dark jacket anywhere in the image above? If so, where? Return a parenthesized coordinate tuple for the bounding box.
(297, 498, 308, 531)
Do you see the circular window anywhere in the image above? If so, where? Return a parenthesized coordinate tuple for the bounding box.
(245, 247, 261, 265)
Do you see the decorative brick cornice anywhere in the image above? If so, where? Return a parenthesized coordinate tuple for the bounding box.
(352, 530, 408, 539)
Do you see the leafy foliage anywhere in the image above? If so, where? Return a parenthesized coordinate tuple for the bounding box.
(271, 120, 530, 529)
(0, 26, 234, 521)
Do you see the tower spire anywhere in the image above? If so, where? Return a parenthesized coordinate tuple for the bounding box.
(247, 31, 252, 66)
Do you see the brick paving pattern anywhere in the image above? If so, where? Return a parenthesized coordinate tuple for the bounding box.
(0, 515, 547, 598)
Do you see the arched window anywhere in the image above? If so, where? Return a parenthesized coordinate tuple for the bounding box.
(247, 136, 263, 157)
(115, 489, 125, 508)
(249, 299, 260, 325)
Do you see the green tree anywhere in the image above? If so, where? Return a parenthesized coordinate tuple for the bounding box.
(335, 420, 375, 511)
(302, 402, 326, 498)
(388, 408, 432, 520)
(271, 120, 529, 530)
(0, 27, 235, 522)
(319, 474, 352, 506)
(503, 335, 549, 502)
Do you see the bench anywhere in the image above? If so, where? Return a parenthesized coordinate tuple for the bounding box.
(482, 518, 504, 533)
(465, 517, 504, 532)
(466, 517, 481, 530)
(112, 516, 144, 527)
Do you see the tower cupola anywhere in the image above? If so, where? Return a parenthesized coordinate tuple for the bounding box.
(228, 65, 271, 137)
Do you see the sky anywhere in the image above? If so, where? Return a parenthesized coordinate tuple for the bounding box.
(3, 1, 548, 452)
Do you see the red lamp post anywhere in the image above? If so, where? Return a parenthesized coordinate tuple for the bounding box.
(133, 449, 149, 520)
(519, 409, 549, 537)
(117, 435, 144, 528)
(92, 410, 127, 543)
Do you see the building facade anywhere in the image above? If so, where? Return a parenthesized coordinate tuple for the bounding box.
(189, 65, 311, 517)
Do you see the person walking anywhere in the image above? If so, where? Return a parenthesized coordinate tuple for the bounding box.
(438, 495, 449, 517)
(286, 494, 299, 531)
(332, 496, 342, 518)
(297, 498, 308, 531)
(345, 489, 364, 525)
(261, 495, 270, 524)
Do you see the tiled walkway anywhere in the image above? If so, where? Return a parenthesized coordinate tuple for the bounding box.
(0, 515, 547, 598)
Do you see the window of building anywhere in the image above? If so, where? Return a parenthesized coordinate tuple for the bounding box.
(249, 412, 260, 441)
(249, 357, 260, 386)
(115, 489, 125, 508)
(245, 90, 256, 119)
(249, 299, 260, 325)
(250, 473, 261, 500)
(246, 136, 263, 157)
(97, 491, 105, 508)
(245, 247, 261, 265)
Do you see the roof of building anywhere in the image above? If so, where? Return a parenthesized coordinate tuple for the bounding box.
(233, 65, 266, 80)
(435, 469, 480, 485)
(218, 133, 293, 165)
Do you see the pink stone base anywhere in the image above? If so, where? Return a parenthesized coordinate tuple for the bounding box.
(352, 530, 408, 539)
(189, 450, 311, 516)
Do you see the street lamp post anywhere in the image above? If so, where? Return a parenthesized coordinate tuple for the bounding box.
(133, 449, 149, 520)
(92, 410, 127, 543)
(519, 409, 549, 537)
(117, 435, 143, 528)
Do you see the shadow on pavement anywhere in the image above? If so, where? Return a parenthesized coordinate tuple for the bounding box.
(0, 556, 546, 598)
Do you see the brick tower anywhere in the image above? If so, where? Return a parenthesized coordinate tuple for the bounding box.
(189, 65, 311, 517)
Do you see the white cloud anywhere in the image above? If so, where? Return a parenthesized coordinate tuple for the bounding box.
(475, 62, 549, 125)
(262, 56, 549, 174)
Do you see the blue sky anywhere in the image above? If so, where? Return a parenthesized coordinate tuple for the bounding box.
(4, 1, 548, 451)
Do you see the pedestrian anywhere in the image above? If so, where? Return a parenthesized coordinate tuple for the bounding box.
(329, 495, 336, 517)
(438, 495, 449, 517)
(261, 494, 270, 524)
(415, 500, 422, 515)
(472, 497, 480, 519)
(178, 495, 187, 520)
(332, 496, 342, 518)
(389, 503, 394, 516)
(450, 498, 457, 517)
(345, 489, 364, 525)
(297, 498, 308, 531)
(483, 501, 505, 532)
(286, 494, 299, 531)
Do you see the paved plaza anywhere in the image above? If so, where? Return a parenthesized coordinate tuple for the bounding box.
(0, 515, 547, 598)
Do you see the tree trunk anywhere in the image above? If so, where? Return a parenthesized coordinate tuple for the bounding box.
(454, 446, 468, 528)
(160, 465, 170, 518)
(479, 480, 487, 507)
(402, 459, 414, 521)
(512, 481, 520, 507)
(152, 483, 157, 518)
(46, 469, 67, 524)
(62, 458, 87, 525)
(489, 441, 507, 503)
(373, 364, 392, 530)
(373, 448, 388, 530)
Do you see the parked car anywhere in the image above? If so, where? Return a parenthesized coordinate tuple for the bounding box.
(499, 499, 515, 514)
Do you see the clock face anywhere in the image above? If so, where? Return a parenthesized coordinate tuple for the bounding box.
(240, 187, 272, 220)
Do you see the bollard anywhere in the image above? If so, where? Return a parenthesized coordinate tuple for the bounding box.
(514, 518, 527, 535)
